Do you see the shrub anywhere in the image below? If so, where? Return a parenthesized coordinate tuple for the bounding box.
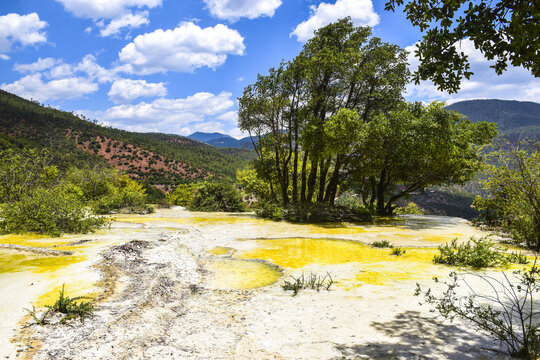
(415, 264, 540, 359)
(281, 203, 371, 223)
(188, 182, 246, 212)
(390, 247, 406, 256)
(282, 272, 334, 296)
(255, 201, 284, 221)
(370, 240, 394, 248)
(432, 237, 508, 268)
(395, 202, 425, 215)
(166, 183, 198, 207)
(0, 186, 107, 236)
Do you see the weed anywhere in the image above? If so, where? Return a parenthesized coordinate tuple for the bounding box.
(433, 237, 508, 268)
(506, 251, 529, 264)
(282, 272, 334, 296)
(370, 240, 394, 248)
(390, 247, 406, 256)
(50, 284, 94, 322)
(24, 305, 52, 326)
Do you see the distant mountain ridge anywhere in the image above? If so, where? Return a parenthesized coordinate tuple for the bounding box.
(446, 99, 539, 141)
(188, 131, 254, 149)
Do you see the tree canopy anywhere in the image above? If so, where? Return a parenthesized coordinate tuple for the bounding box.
(385, 0, 540, 93)
(238, 18, 497, 215)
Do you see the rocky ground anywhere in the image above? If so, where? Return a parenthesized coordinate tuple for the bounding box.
(12, 224, 513, 360)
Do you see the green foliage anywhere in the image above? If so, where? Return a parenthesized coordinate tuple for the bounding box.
(166, 183, 198, 207)
(237, 166, 273, 203)
(432, 237, 508, 268)
(24, 284, 94, 325)
(473, 142, 540, 249)
(0, 187, 106, 236)
(0, 150, 107, 236)
(390, 247, 406, 256)
(66, 167, 150, 214)
(385, 1, 539, 93)
(334, 192, 364, 211)
(415, 264, 540, 359)
(506, 251, 529, 265)
(394, 202, 425, 215)
(188, 182, 246, 212)
(370, 240, 394, 248)
(255, 201, 284, 221)
(282, 272, 334, 296)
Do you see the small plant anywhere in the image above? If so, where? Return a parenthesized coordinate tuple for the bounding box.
(390, 247, 406, 256)
(505, 251, 529, 264)
(395, 202, 425, 215)
(282, 272, 334, 296)
(433, 237, 508, 268)
(24, 305, 52, 326)
(370, 240, 394, 248)
(415, 260, 540, 359)
(51, 285, 94, 323)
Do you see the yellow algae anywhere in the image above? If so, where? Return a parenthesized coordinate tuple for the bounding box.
(0, 233, 73, 248)
(207, 246, 231, 255)
(0, 251, 86, 274)
(206, 259, 281, 289)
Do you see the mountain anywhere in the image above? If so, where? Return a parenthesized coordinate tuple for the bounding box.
(0, 90, 254, 192)
(446, 99, 540, 141)
(188, 132, 254, 149)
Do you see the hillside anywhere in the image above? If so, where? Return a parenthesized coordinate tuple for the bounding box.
(446, 99, 540, 141)
(0, 90, 254, 191)
(188, 131, 253, 149)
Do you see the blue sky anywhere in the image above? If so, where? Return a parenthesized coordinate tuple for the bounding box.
(1, 0, 538, 138)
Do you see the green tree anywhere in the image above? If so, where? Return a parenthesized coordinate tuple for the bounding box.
(473, 142, 540, 249)
(346, 102, 497, 215)
(385, 0, 540, 93)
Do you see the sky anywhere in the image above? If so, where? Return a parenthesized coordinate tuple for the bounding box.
(0, 0, 539, 138)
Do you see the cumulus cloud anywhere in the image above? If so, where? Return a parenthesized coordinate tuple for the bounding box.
(14, 58, 60, 73)
(108, 78, 167, 103)
(405, 39, 540, 104)
(1, 73, 98, 102)
(118, 22, 245, 75)
(291, 0, 379, 42)
(0, 13, 47, 55)
(55, 0, 161, 37)
(203, 0, 282, 21)
(0, 54, 10, 60)
(83, 91, 236, 135)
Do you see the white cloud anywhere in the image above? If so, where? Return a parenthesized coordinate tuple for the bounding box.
(405, 39, 540, 104)
(99, 11, 149, 37)
(1, 73, 98, 102)
(108, 78, 167, 103)
(203, 0, 282, 21)
(217, 110, 237, 123)
(55, 0, 161, 37)
(291, 0, 379, 42)
(14, 58, 60, 73)
(54, 0, 161, 19)
(118, 22, 245, 75)
(0, 13, 47, 55)
(74, 54, 121, 83)
(83, 91, 236, 134)
(0, 54, 10, 60)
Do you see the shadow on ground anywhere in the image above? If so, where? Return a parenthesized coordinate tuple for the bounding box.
(333, 310, 510, 360)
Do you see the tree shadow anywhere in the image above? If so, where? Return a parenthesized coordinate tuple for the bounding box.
(333, 310, 510, 359)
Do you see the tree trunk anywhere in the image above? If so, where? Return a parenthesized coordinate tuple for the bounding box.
(300, 151, 308, 203)
(317, 159, 329, 202)
(324, 155, 342, 204)
(306, 159, 318, 202)
(292, 126, 299, 204)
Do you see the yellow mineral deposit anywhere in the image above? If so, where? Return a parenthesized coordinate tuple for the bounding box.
(207, 246, 231, 255)
(205, 259, 281, 289)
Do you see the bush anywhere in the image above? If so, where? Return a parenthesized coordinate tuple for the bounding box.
(188, 182, 246, 212)
(370, 240, 394, 248)
(0, 187, 107, 236)
(416, 264, 540, 359)
(166, 183, 197, 207)
(432, 237, 508, 268)
(390, 247, 406, 256)
(394, 202, 425, 215)
(255, 201, 284, 221)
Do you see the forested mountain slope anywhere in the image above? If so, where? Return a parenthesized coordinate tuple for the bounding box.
(0, 90, 254, 191)
(446, 99, 540, 141)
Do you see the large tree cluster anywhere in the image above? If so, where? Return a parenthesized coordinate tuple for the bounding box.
(238, 18, 497, 215)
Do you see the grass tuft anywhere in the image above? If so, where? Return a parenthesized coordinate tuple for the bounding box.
(282, 272, 334, 296)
